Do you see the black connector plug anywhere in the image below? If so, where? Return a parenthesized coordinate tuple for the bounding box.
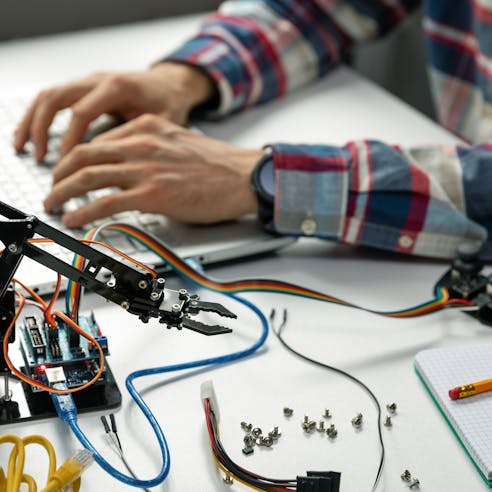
(297, 471, 341, 492)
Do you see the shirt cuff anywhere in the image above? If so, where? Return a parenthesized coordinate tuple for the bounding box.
(164, 35, 252, 117)
(269, 143, 350, 239)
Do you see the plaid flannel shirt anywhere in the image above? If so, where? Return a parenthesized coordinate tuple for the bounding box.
(166, 0, 492, 259)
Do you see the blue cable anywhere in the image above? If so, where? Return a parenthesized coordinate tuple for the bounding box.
(53, 293, 269, 488)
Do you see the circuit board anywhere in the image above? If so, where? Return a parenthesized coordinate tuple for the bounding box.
(0, 313, 121, 424)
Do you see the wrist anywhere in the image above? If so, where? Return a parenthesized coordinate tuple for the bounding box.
(151, 62, 217, 110)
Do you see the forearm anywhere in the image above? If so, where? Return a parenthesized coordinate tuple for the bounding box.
(164, 0, 421, 117)
(268, 141, 490, 259)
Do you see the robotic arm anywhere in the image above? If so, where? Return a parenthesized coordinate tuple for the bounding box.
(0, 200, 235, 336)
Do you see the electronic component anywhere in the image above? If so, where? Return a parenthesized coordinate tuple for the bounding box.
(435, 243, 492, 326)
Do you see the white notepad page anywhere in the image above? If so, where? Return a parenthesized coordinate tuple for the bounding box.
(415, 344, 492, 481)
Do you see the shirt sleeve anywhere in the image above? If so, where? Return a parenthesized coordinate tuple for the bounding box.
(269, 141, 491, 259)
(164, 0, 421, 116)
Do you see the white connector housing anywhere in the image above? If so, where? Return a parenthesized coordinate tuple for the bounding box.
(200, 380, 220, 422)
(45, 366, 67, 385)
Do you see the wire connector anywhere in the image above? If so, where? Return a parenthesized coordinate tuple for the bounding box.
(201, 380, 220, 422)
(50, 380, 78, 422)
(297, 471, 341, 492)
(42, 449, 93, 492)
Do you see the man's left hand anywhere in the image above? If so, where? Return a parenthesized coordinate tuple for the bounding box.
(43, 114, 263, 227)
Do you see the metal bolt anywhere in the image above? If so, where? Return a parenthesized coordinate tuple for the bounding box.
(303, 415, 309, 424)
(386, 402, 397, 414)
(261, 436, 274, 447)
(384, 416, 392, 427)
(316, 421, 325, 432)
(223, 475, 233, 485)
(326, 424, 338, 438)
(7, 244, 17, 253)
(283, 407, 293, 417)
(241, 422, 253, 432)
(120, 301, 130, 310)
(243, 435, 255, 448)
(252, 427, 262, 438)
(351, 413, 363, 428)
(179, 288, 188, 299)
(323, 409, 332, 418)
(157, 277, 166, 286)
(268, 426, 281, 439)
(138, 280, 148, 290)
(401, 470, 412, 482)
(302, 420, 316, 433)
(191, 300, 198, 306)
(172, 304, 181, 313)
(409, 478, 420, 489)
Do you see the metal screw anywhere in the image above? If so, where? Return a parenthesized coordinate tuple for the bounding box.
(351, 413, 363, 429)
(7, 244, 17, 253)
(384, 416, 392, 427)
(243, 435, 255, 448)
(138, 280, 148, 290)
(409, 478, 420, 489)
(303, 415, 309, 424)
(223, 475, 233, 485)
(120, 301, 130, 310)
(150, 292, 160, 301)
(302, 420, 316, 433)
(261, 436, 274, 447)
(268, 426, 281, 439)
(178, 288, 188, 299)
(283, 407, 293, 417)
(316, 421, 325, 432)
(172, 304, 181, 313)
(323, 408, 332, 418)
(386, 402, 397, 414)
(401, 470, 412, 482)
(326, 424, 338, 438)
(241, 422, 253, 432)
(252, 427, 262, 438)
(157, 277, 166, 286)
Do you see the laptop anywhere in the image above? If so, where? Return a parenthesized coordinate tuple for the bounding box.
(0, 95, 295, 295)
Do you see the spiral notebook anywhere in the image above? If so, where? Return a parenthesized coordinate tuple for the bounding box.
(415, 344, 492, 487)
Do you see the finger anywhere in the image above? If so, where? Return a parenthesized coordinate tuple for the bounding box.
(30, 87, 91, 162)
(52, 141, 124, 184)
(13, 96, 38, 152)
(44, 163, 137, 212)
(61, 188, 144, 228)
(14, 81, 95, 159)
(59, 80, 128, 157)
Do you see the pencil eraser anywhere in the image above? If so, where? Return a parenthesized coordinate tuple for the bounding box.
(449, 387, 460, 400)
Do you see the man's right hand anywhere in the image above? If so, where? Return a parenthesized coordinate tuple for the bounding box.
(13, 62, 216, 162)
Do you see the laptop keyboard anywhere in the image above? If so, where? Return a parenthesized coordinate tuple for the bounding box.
(0, 96, 175, 262)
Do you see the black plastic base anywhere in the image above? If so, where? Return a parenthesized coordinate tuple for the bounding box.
(0, 363, 121, 424)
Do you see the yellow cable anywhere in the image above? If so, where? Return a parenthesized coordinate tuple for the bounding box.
(0, 433, 91, 492)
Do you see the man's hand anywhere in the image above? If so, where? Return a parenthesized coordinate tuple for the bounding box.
(13, 63, 216, 162)
(43, 114, 263, 227)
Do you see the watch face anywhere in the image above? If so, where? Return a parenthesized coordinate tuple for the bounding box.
(259, 157, 275, 200)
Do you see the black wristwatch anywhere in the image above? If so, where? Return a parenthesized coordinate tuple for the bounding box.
(251, 146, 275, 224)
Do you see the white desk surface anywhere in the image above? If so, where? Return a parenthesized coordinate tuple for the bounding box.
(0, 14, 490, 492)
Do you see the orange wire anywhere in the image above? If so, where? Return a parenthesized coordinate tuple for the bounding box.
(45, 274, 62, 327)
(28, 238, 156, 277)
(13, 278, 47, 309)
(3, 294, 105, 394)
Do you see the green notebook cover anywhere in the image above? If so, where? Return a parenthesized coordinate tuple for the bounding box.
(415, 345, 492, 488)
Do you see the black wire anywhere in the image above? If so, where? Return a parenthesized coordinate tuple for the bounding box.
(270, 309, 385, 492)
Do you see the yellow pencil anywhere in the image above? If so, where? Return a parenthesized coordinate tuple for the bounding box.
(449, 378, 492, 400)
